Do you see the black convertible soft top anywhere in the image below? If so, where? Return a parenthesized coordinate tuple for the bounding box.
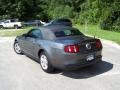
(37, 25, 83, 40)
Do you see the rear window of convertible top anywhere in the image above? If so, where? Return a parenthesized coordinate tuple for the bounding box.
(54, 29, 83, 37)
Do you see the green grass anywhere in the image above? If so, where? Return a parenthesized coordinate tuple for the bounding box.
(0, 27, 32, 37)
(0, 25, 120, 44)
(75, 24, 120, 44)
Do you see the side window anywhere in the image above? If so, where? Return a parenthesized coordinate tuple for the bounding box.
(28, 29, 42, 38)
(4, 20, 9, 23)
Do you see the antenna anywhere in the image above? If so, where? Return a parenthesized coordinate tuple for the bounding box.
(93, 25, 98, 39)
(84, 19, 88, 34)
(94, 31, 96, 39)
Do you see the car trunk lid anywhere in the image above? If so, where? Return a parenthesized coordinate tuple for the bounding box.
(55, 36, 102, 53)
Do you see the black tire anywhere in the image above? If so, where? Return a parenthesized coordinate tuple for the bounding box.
(14, 25, 19, 29)
(14, 41, 23, 54)
(39, 52, 54, 73)
(0, 25, 4, 29)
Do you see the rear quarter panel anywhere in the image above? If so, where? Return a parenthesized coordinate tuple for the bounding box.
(37, 40, 65, 65)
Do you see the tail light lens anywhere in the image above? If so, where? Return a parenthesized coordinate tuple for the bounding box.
(95, 40, 102, 49)
(64, 44, 80, 53)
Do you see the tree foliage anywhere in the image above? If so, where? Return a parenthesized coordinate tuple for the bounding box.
(0, 0, 119, 32)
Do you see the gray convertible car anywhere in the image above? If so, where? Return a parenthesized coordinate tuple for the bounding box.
(14, 25, 102, 73)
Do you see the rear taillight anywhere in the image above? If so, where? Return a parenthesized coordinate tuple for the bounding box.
(64, 44, 80, 53)
(95, 40, 102, 49)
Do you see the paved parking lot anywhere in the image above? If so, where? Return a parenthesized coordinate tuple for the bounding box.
(0, 37, 120, 90)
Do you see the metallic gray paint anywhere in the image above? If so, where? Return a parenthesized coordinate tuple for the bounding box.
(14, 25, 102, 70)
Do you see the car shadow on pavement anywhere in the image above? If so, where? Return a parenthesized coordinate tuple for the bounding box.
(60, 61, 113, 79)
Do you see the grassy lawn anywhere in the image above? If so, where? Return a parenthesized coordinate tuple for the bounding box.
(75, 24, 120, 44)
(0, 25, 120, 44)
(0, 27, 32, 37)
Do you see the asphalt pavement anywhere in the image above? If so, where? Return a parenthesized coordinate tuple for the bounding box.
(0, 37, 120, 90)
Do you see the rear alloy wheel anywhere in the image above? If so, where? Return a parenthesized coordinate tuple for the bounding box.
(40, 52, 54, 73)
(14, 42, 23, 54)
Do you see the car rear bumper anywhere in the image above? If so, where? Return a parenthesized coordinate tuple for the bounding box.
(51, 50, 102, 70)
(61, 56, 102, 70)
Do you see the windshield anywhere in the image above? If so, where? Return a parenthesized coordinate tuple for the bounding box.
(54, 29, 84, 37)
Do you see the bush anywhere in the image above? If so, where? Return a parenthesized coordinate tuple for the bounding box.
(100, 11, 120, 32)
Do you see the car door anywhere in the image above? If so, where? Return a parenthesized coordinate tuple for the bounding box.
(4, 20, 10, 27)
(21, 29, 43, 57)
